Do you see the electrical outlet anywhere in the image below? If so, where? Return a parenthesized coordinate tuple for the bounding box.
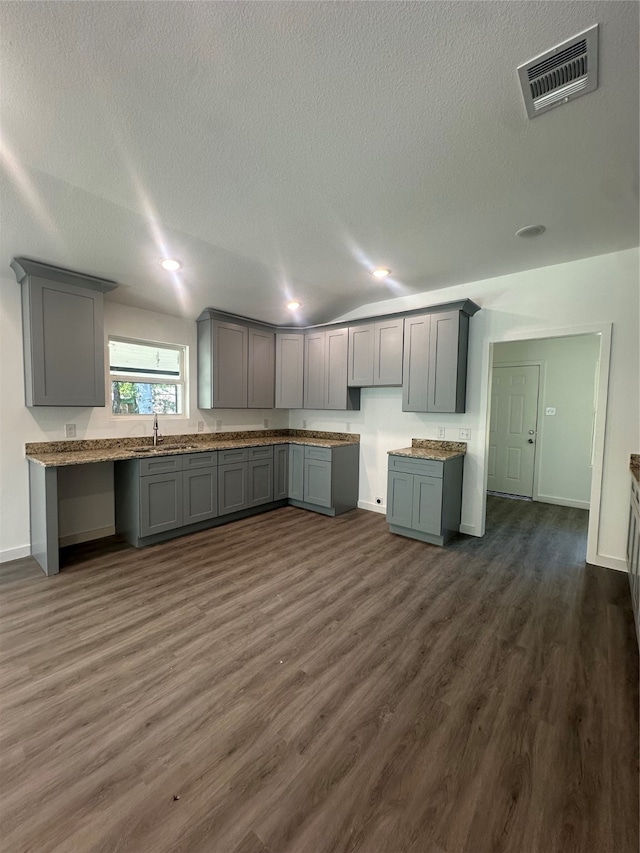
(215, 419, 223, 431)
(263, 418, 269, 429)
(545, 407, 556, 416)
(437, 427, 446, 439)
(459, 428, 471, 440)
(197, 420, 204, 432)
(346, 422, 351, 432)
(302, 419, 307, 429)
(65, 423, 76, 438)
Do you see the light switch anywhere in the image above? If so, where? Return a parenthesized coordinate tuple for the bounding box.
(545, 407, 556, 416)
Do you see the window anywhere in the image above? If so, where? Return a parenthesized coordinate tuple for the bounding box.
(109, 337, 186, 416)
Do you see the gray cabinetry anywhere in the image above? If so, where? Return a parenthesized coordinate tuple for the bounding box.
(247, 446, 274, 508)
(304, 328, 360, 411)
(11, 258, 117, 407)
(628, 475, 640, 642)
(402, 309, 470, 414)
(274, 444, 289, 500)
(116, 452, 219, 544)
(197, 311, 275, 409)
(218, 448, 249, 515)
(289, 444, 359, 516)
(275, 334, 304, 409)
(348, 319, 403, 387)
(386, 454, 463, 546)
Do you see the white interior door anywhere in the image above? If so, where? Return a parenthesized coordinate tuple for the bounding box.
(487, 365, 540, 497)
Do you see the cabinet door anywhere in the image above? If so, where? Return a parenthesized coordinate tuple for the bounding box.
(140, 472, 183, 537)
(213, 320, 248, 408)
(402, 315, 430, 412)
(304, 331, 325, 409)
(374, 319, 403, 386)
(325, 327, 349, 410)
(288, 444, 304, 501)
(386, 470, 414, 528)
(275, 334, 304, 409)
(348, 325, 374, 387)
(27, 277, 107, 407)
(248, 459, 274, 507)
(218, 463, 248, 515)
(248, 327, 275, 409)
(183, 467, 218, 525)
(304, 458, 332, 507)
(427, 311, 468, 414)
(412, 475, 443, 535)
(274, 445, 289, 500)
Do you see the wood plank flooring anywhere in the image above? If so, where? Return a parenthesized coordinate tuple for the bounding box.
(0, 497, 637, 852)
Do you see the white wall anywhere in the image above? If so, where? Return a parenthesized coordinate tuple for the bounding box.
(0, 285, 287, 560)
(291, 248, 639, 571)
(493, 334, 600, 509)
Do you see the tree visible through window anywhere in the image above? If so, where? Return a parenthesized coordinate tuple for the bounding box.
(109, 338, 186, 415)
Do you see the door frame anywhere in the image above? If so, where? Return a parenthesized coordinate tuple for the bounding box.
(479, 323, 612, 570)
(489, 359, 545, 501)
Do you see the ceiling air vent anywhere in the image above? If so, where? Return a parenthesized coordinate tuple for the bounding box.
(517, 24, 599, 119)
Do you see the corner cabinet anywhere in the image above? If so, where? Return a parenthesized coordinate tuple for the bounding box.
(303, 328, 361, 411)
(402, 308, 473, 414)
(386, 453, 464, 546)
(197, 311, 275, 409)
(11, 257, 118, 407)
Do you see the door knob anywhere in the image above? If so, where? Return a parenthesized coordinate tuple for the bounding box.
(528, 430, 535, 435)
(528, 438, 534, 444)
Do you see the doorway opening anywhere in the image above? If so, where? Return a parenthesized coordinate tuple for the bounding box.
(482, 327, 609, 567)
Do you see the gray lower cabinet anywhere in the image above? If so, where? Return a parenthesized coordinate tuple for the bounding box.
(274, 444, 289, 500)
(402, 309, 470, 414)
(348, 319, 403, 387)
(386, 454, 464, 546)
(247, 447, 274, 508)
(116, 452, 219, 545)
(219, 446, 275, 514)
(289, 443, 359, 516)
(11, 257, 118, 407)
(628, 474, 640, 642)
(275, 334, 304, 409)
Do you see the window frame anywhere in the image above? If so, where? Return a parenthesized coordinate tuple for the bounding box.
(108, 335, 188, 418)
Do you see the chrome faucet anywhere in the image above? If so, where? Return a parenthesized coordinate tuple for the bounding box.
(152, 413, 163, 447)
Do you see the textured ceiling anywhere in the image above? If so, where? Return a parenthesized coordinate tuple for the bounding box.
(1, 1, 638, 324)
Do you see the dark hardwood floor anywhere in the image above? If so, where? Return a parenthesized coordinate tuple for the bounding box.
(1, 497, 637, 852)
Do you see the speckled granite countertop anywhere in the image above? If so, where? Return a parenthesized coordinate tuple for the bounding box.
(26, 430, 359, 468)
(631, 454, 640, 485)
(388, 438, 467, 461)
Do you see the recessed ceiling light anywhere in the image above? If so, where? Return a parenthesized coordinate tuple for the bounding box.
(287, 301, 301, 310)
(516, 225, 546, 238)
(159, 258, 182, 271)
(371, 268, 391, 279)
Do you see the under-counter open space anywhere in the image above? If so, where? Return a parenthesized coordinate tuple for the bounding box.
(1, 497, 637, 853)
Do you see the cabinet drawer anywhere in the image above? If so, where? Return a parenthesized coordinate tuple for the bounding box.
(248, 445, 274, 461)
(139, 455, 184, 476)
(183, 451, 218, 469)
(219, 448, 249, 465)
(388, 455, 444, 478)
(304, 445, 332, 462)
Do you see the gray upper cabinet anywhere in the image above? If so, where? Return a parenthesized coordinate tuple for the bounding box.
(248, 326, 275, 409)
(11, 258, 117, 407)
(198, 310, 275, 409)
(304, 327, 360, 411)
(348, 319, 403, 387)
(275, 333, 304, 409)
(402, 309, 470, 414)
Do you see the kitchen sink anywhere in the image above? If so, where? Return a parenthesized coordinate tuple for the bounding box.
(130, 444, 202, 454)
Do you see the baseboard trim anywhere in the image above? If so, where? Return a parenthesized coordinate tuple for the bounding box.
(0, 545, 32, 564)
(358, 500, 386, 515)
(535, 495, 590, 511)
(59, 526, 115, 548)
